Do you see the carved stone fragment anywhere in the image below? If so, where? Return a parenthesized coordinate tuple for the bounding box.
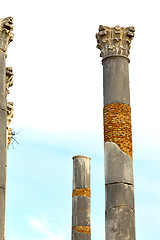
(7, 128, 12, 147)
(0, 17, 14, 53)
(7, 102, 13, 127)
(96, 25, 135, 59)
(6, 67, 13, 96)
(7, 102, 14, 148)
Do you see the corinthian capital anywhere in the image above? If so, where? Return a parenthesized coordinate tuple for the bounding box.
(96, 25, 135, 59)
(6, 67, 13, 96)
(0, 17, 14, 52)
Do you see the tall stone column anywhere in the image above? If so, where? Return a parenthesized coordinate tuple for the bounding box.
(0, 17, 14, 240)
(72, 155, 91, 240)
(96, 26, 136, 239)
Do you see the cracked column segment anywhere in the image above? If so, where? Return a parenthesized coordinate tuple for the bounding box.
(105, 183, 134, 211)
(71, 155, 91, 240)
(0, 16, 14, 240)
(96, 25, 136, 239)
(104, 142, 134, 185)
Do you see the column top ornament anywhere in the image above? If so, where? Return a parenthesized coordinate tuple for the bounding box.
(0, 17, 14, 53)
(96, 25, 135, 60)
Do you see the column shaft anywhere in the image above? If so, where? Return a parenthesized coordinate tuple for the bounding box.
(71, 155, 91, 240)
(0, 51, 7, 240)
(0, 17, 14, 240)
(96, 25, 136, 240)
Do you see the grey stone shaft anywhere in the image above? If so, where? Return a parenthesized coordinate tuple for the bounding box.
(104, 143, 135, 240)
(104, 142, 134, 185)
(72, 155, 90, 190)
(105, 206, 135, 240)
(72, 196, 90, 227)
(0, 51, 7, 240)
(0, 52, 7, 111)
(103, 56, 135, 239)
(72, 229, 90, 240)
(72, 155, 91, 240)
(103, 56, 130, 106)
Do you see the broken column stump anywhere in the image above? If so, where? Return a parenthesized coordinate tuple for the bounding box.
(71, 155, 91, 240)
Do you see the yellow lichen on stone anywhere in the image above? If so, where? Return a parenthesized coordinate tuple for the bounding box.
(72, 226, 91, 235)
(103, 103, 132, 159)
(72, 188, 91, 198)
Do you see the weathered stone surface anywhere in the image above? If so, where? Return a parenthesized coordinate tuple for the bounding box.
(0, 52, 6, 111)
(72, 155, 91, 190)
(103, 57, 130, 105)
(72, 196, 90, 227)
(0, 188, 5, 239)
(104, 142, 133, 185)
(72, 229, 90, 240)
(6, 67, 13, 96)
(105, 206, 135, 240)
(105, 183, 134, 211)
(0, 109, 6, 189)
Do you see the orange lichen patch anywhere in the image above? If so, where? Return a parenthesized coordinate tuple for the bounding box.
(103, 103, 133, 159)
(72, 226, 91, 235)
(72, 188, 91, 198)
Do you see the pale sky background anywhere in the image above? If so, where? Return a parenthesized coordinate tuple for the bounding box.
(0, 0, 160, 239)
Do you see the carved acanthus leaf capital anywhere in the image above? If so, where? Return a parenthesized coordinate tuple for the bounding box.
(6, 67, 13, 96)
(96, 25, 135, 59)
(0, 17, 14, 52)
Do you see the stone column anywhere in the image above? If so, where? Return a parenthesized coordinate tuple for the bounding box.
(96, 26, 136, 239)
(72, 155, 91, 240)
(0, 17, 14, 240)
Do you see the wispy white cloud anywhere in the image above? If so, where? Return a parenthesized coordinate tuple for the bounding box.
(28, 216, 66, 240)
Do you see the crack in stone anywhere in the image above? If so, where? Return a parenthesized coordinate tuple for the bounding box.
(105, 141, 133, 162)
(106, 204, 135, 213)
(0, 187, 5, 190)
(105, 182, 134, 186)
(0, 107, 6, 113)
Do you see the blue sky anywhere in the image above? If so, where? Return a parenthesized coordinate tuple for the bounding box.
(5, 127, 160, 240)
(0, 0, 160, 239)
(6, 128, 105, 240)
